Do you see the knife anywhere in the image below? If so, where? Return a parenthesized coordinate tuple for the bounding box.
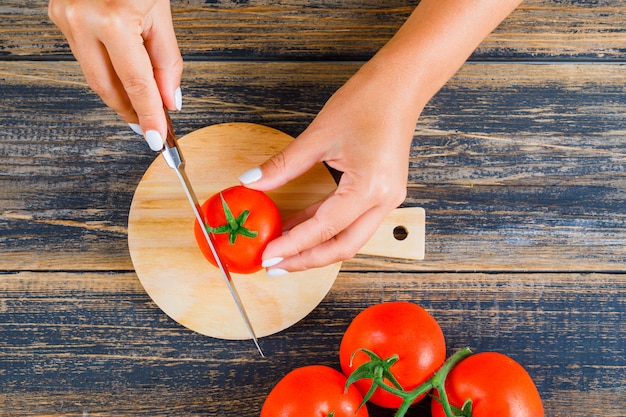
(157, 111, 264, 357)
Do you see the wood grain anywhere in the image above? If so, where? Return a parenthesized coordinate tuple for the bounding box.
(0, 271, 623, 416)
(1, 0, 624, 60)
(1, 61, 624, 272)
(1, 2, 625, 416)
(128, 123, 341, 339)
(126, 123, 424, 340)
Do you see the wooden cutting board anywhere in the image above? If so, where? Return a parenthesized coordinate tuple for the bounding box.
(128, 123, 424, 340)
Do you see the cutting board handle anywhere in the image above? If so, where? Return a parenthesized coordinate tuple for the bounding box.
(359, 207, 425, 260)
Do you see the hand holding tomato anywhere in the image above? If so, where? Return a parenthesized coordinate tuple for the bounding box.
(237, 53, 415, 274)
(194, 186, 282, 274)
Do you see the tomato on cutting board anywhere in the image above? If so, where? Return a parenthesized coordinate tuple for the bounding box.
(339, 301, 446, 409)
(261, 365, 369, 417)
(194, 185, 282, 274)
(430, 351, 544, 417)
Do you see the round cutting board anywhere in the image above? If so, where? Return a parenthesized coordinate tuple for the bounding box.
(128, 123, 340, 340)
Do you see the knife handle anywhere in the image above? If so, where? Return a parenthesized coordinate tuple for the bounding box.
(161, 109, 184, 170)
(164, 109, 178, 149)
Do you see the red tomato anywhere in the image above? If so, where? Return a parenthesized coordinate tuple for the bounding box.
(261, 365, 369, 417)
(339, 302, 446, 409)
(431, 352, 544, 417)
(194, 185, 282, 274)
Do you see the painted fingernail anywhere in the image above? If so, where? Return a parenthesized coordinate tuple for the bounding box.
(262, 257, 283, 268)
(266, 268, 289, 278)
(129, 123, 143, 136)
(145, 130, 164, 151)
(239, 167, 263, 184)
(174, 87, 182, 111)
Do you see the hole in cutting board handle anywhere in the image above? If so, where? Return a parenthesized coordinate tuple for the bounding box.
(393, 225, 409, 241)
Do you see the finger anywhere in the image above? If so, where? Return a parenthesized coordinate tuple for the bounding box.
(50, 6, 138, 124)
(269, 205, 390, 272)
(143, 0, 184, 111)
(239, 127, 327, 191)
(281, 191, 333, 232)
(103, 24, 167, 146)
(75, 40, 137, 124)
(263, 185, 371, 262)
(263, 166, 407, 272)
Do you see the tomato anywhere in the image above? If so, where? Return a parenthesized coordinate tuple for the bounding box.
(194, 185, 282, 274)
(260, 365, 369, 417)
(339, 301, 446, 409)
(430, 352, 544, 417)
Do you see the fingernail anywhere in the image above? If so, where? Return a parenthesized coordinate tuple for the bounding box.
(262, 257, 283, 268)
(239, 167, 263, 184)
(174, 87, 182, 111)
(129, 123, 143, 136)
(145, 130, 164, 151)
(266, 268, 289, 278)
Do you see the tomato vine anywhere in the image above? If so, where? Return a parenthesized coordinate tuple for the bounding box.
(346, 347, 474, 417)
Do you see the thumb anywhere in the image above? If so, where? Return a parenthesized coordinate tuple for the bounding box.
(239, 131, 325, 191)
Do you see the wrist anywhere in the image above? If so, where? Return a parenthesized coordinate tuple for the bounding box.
(349, 49, 429, 131)
(363, 0, 522, 115)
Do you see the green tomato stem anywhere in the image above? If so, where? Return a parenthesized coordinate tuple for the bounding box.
(365, 347, 474, 417)
(205, 192, 258, 244)
(427, 347, 473, 417)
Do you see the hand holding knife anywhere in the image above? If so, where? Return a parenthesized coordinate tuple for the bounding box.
(151, 110, 264, 357)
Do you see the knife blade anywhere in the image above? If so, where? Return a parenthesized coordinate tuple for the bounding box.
(157, 111, 264, 357)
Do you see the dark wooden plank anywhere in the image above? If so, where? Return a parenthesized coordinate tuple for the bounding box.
(0, 62, 154, 270)
(397, 62, 626, 272)
(3, 3, 624, 417)
(1, 0, 624, 61)
(1, 61, 625, 271)
(0, 271, 624, 416)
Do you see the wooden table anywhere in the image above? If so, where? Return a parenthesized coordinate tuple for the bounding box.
(1, 1, 624, 415)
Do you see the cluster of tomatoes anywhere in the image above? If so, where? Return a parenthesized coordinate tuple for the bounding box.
(261, 301, 544, 417)
(192, 188, 544, 416)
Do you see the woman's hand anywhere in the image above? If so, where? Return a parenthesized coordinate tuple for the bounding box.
(48, 0, 183, 150)
(241, 0, 522, 274)
(240, 55, 420, 275)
